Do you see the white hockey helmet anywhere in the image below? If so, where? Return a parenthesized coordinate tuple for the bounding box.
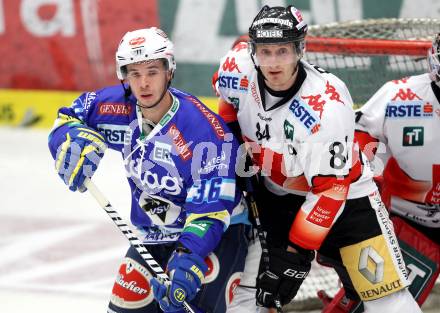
(428, 33, 440, 85)
(116, 27, 176, 80)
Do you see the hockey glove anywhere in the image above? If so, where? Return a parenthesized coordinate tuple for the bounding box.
(256, 247, 314, 307)
(151, 250, 208, 312)
(53, 125, 106, 192)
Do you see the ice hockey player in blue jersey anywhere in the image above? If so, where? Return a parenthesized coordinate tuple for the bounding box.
(48, 27, 249, 313)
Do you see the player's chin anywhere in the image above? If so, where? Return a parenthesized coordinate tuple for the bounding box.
(267, 76, 287, 87)
(138, 97, 157, 108)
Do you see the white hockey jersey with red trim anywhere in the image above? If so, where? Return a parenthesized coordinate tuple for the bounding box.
(356, 73, 440, 228)
(216, 42, 377, 249)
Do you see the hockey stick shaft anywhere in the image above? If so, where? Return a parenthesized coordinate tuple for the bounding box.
(244, 177, 283, 313)
(84, 179, 195, 313)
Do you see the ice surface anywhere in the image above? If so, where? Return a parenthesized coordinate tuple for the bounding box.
(0, 128, 131, 312)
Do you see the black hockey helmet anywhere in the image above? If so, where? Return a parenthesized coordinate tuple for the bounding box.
(249, 5, 307, 46)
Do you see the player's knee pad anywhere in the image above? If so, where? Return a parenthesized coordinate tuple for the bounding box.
(391, 216, 440, 305)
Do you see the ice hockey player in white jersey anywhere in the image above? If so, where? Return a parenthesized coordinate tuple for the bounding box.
(214, 5, 422, 313)
(337, 33, 440, 312)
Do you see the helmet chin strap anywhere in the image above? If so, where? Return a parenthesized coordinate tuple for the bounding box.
(121, 82, 132, 99)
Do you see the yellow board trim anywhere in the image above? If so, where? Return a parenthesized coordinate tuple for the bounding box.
(0, 89, 219, 129)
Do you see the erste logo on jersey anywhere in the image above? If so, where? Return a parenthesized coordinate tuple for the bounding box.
(98, 124, 131, 145)
(289, 98, 321, 134)
(386, 101, 433, 118)
(386, 88, 432, 118)
(153, 141, 175, 166)
(218, 74, 248, 92)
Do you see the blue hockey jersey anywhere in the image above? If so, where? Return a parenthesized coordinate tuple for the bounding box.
(48, 85, 248, 257)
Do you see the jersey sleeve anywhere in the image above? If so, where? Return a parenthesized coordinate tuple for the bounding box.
(52, 91, 97, 129)
(178, 132, 243, 258)
(215, 43, 253, 144)
(289, 82, 361, 250)
(48, 91, 103, 159)
(355, 82, 394, 160)
(216, 42, 252, 108)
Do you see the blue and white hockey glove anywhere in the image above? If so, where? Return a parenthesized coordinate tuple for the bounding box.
(53, 125, 106, 192)
(151, 250, 207, 312)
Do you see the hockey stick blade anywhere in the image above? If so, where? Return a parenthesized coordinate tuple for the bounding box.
(84, 178, 195, 313)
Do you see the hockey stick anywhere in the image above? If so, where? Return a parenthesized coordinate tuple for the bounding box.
(84, 178, 195, 313)
(244, 176, 283, 313)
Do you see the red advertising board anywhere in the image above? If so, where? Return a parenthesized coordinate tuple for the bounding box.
(0, 0, 158, 91)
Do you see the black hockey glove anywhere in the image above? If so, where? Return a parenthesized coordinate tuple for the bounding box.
(256, 247, 314, 307)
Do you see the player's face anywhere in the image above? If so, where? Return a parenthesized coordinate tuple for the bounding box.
(255, 43, 299, 91)
(126, 60, 171, 108)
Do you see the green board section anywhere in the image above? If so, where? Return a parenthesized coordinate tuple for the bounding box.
(158, 0, 424, 99)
